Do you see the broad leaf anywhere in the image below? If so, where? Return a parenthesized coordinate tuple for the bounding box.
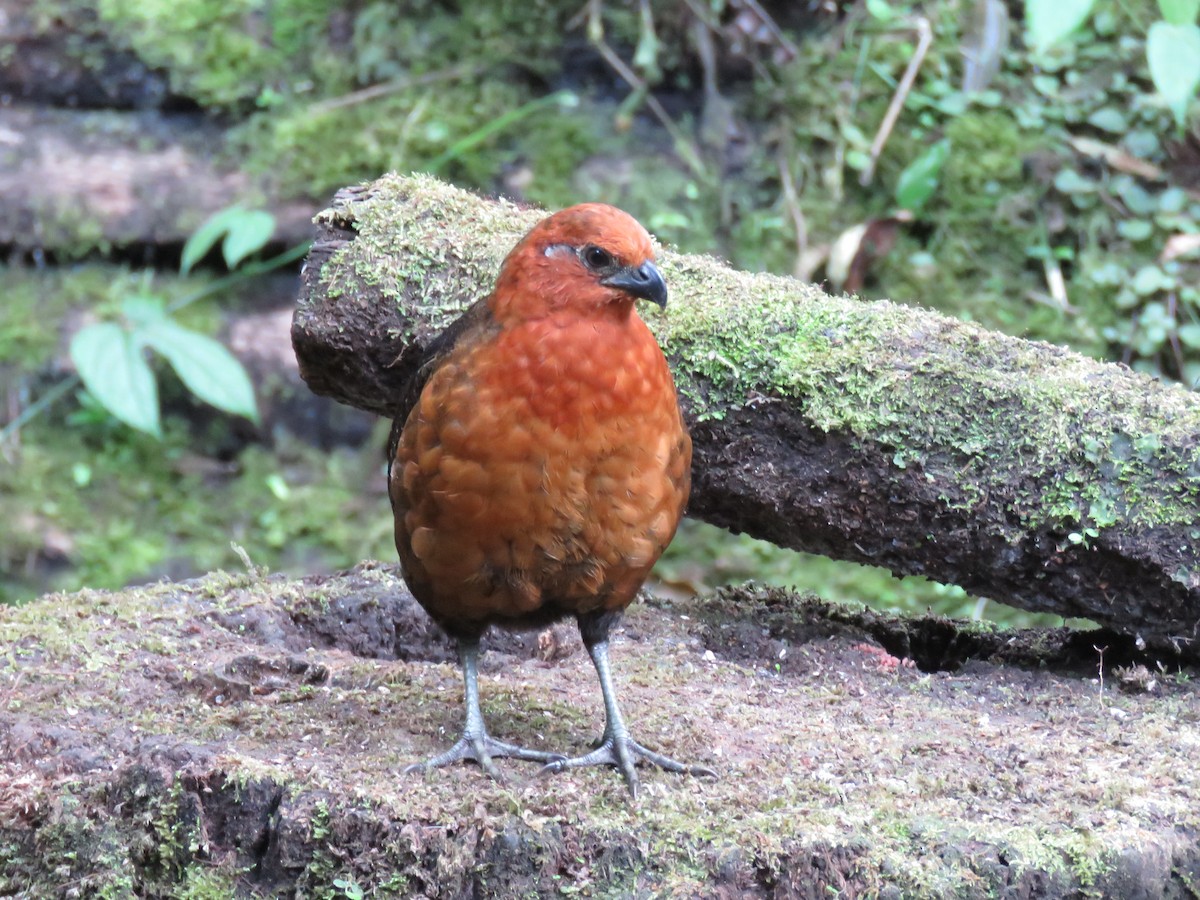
(221, 209, 276, 269)
(895, 140, 951, 213)
(1158, 0, 1200, 25)
(181, 207, 240, 274)
(1026, 0, 1096, 52)
(70, 322, 161, 436)
(1179, 323, 1200, 349)
(181, 207, 275, 273)
(866, 0, 897, 22)
(140, 320, 260, 423)
(121, 294, 167, 326)
(1147, 22, 1200, 127)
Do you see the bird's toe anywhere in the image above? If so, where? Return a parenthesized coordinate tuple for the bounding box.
(404, 733, 562, 782)
(536, 734, 715, 798)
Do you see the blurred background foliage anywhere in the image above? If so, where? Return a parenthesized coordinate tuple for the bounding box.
(2, 0, 1197, 626)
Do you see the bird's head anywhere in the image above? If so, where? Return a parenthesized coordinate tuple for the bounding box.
(489, 204, 667, 324)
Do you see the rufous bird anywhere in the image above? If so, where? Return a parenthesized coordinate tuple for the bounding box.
(388, 203, 714, 797)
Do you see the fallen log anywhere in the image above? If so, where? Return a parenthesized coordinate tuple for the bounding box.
(0, 0, 170, 109)
(0, 105, 315, 255)
(292, 173, 1200, 652)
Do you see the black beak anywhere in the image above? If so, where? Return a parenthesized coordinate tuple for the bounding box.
(601, 261, 668, 308)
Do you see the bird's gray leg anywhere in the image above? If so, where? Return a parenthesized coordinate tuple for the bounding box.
(539, 614, 717, 799)
(405, 638, 563, 780)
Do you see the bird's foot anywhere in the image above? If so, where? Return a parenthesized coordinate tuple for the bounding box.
(405, 734, 565, 781)
(538, 734, 717, 798)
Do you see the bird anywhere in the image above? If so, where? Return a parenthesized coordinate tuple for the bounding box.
(388, 203, 714, 797)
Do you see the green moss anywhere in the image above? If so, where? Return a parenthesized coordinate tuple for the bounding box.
(655, 249, 1200, 535)
(94, 0, 341, 108)
(875, 109, 1080, 342)
(0, 268, 106, 367)
(317, 174, 1200, 548)
(0, 413, 393, 605)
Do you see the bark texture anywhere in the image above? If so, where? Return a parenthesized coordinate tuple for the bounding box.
(292, 174, 1200, 651)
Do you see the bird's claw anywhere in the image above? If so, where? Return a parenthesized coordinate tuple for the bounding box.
(538, 734, 717, 798)
(405, 734, 565, 781)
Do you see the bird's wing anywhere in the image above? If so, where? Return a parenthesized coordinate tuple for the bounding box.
(386, 297, 497, 480)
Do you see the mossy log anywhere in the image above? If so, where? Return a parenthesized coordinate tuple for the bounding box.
(0, 105, 314, 255)
(291, 174, 1200, 653)
(2, 565, 1198, 896)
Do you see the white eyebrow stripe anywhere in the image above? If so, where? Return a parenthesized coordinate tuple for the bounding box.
(544, 243, 577, 259)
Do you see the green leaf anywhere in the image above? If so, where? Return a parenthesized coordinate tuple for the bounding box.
(1053, 169, 1095, 193)
(1158, 0, 1200, 25)
(866, 0, 897, 21)
(1026, 0, 1096, 51)
(181, 207, 275, 273)
(1147, 22, 1200, 127)
(1159, 186, 1188, 213)
(895, 139, 951, 213)
(1116, 219, 1154, 240)
(221, 209, 276, 269)
(1132, 264, 1174, 295)
(1179, 323, 1200, 348)
(121, 294, 167, 327)
(181, 208, 240, 274)
(69, 322, 161, 436)
(140, 320, 259, 423)
(1086, 107, 1127, 132)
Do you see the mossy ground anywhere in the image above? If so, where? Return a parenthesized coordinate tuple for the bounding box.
(1, 565, 1197, 896)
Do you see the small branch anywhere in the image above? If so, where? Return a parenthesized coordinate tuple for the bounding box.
(728, 0, 800, 60)
(0, 375, 79, 445)
(777, 149, 813, 281)
(583, 1, 707, 179)
(292, 174, 1200, 650)
(859, 16, 933, 187)
(306, 65, 479, 116)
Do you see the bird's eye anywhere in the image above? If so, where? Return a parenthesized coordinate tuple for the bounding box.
(581, 245, 614, 271)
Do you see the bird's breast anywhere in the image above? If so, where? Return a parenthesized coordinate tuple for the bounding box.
(392, 310, 691, 627)
(490, 314, 669, 425)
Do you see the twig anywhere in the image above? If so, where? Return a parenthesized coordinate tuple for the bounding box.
(583, 0, 707, 178)
(859, 16, 933, 187)
(1066, 136, 1165, 183)
(0, 376, 79, 445)
(731, 0, 800, 59)
(306, 65, 479, 116)
(1166, 291, 1187, 381)
(1095, 644, 1108, 704)
(1043, 253, 1069, 309)
(776, 150, 811, 281)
